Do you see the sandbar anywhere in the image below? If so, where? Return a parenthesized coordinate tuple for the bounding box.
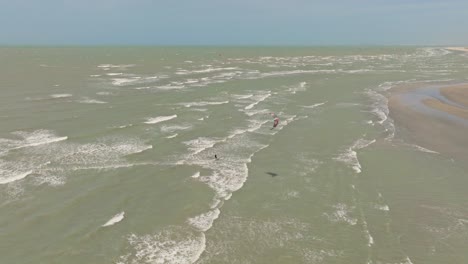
(388, 83, 468, 159)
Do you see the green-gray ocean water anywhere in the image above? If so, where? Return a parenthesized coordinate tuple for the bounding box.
(1, 47, 467, 264)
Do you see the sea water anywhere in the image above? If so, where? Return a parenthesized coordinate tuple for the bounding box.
(0, 46, 467, 264)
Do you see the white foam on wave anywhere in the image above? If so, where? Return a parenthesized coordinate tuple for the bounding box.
(122, 228, 206, 264)
(259, 69, 337, 78)
(281, 190, 300, 200)
(50, 94, 72, 99)
(117, 124, 133, 129)
(0, 169, 33, 185)
(345, 69, 373, 74)
(176, 67, 239, 75)
(198, 166, 249, 199)
(132, 112, 299, 264)
(155, 83, 186, 90)
(106, 73, 124, 76)
(243, 108, 270, 117)
(183, 132, 272, 200)
(0, 130, 68, 154)
(0, 130, 69, 185)
(374, 204, 390, 211)
(181, 101, 229, 108)
(113, 74, 168, 87)
(160, 124, 192, 133)
(77, 97, 107, 104)
(225, 119, 270, 140)
(98, 64, 135, 69)
(247, 119, 270, 133)
(361, 219, 374, 248)
(96, 91, 112, 96)
(189, 108, 208, 112)
(1, 134, 152, 188)
(144, 115, 177, 124)
(302, 249, 344, 263)
(335, 102, 362, 108)
(43, 139, 153, 168)
(187, 209, 220, 232)
(166, 133, 178, 139)
(244, 92, 271, 110)
(418, 47, 451, 57)
(334, 148, 365, 174)
(112, 77, 141, 86)
(367, 80, 420, 140)
(335, 138, 375, 173)
(231, 94, 253, 100)
(301, 101, 327, 109)
(183, 137, 221, 155)
(324, 203, 357, 225)
(102, 211, 125, 227)
(287, 81, 308, 94)
(184, 79, 199, 84)
(402, 256, 415, 264)
(366, 89, 389, 125)
(33, 173, 65, 187)
(409, 144, 439, 154)
(196, 215, 319, 263)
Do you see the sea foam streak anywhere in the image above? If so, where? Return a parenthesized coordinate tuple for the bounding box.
(112, 78, 141, 86)
(166, 134, 178, 139)
(187, 209, 220, 232)
(287, 81, 307, 94)
(0, 130, 68, 154)
(50, 94, 72, 99)
(324, 203, 357, 225)
(98, 64, 135, 69)
(181, 101, 229, 108)
(0, 134, 152, 188)
(77, 97, 107, 104)
(0, 169, 33, 185)
(122, 228, 206, 264)
(244, 92, 271, 110)
(301, 101, 327, 109)
(335, 138, 375, 173)
(160, 124, 192, 133)
(144, 115, 177, 124)
(102, 211, 125, 227)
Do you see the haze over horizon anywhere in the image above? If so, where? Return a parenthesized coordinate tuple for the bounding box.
(1, 0, 468, 46)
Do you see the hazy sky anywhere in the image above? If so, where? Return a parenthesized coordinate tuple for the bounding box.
(1, 0, 467, 45)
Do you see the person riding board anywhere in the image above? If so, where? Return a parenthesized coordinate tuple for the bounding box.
(270, 113, 280, 129)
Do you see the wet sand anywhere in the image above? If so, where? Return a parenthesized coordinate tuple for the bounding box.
(388, 83, 468, 159)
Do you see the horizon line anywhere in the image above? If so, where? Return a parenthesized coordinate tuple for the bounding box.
(0, 44, 465, 48)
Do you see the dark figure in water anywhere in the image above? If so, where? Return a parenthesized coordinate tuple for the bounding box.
(215, 154, 218, 160)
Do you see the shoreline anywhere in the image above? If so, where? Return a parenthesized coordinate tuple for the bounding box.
(388, 82, 468, 159)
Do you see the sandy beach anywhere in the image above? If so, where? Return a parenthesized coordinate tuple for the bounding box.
(446, 46, 468, 53)
(388, 83, 468, 159)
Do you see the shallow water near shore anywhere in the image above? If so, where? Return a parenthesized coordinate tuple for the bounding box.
(1, 46, 468, 264)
